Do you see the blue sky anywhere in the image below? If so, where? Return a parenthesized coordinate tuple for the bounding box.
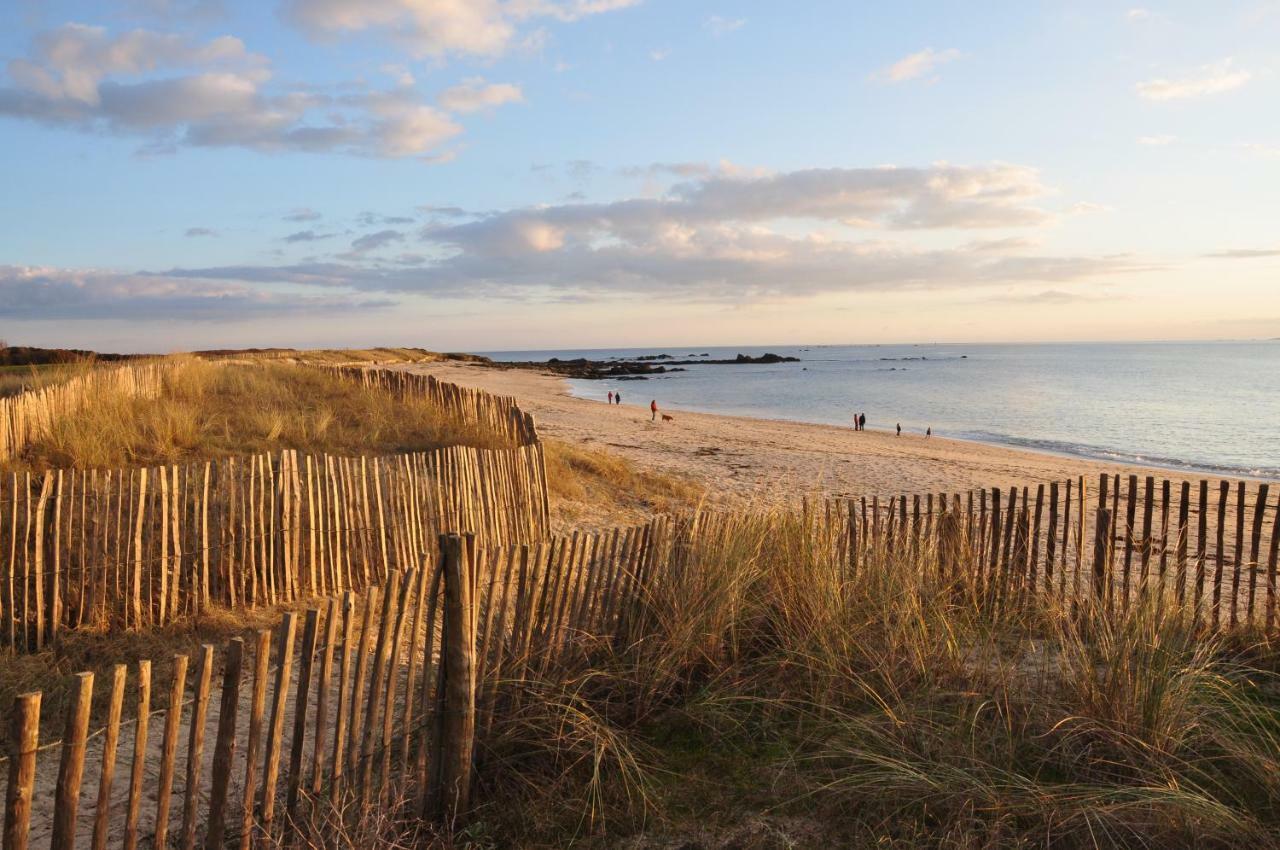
(1, 1, 1278, 352)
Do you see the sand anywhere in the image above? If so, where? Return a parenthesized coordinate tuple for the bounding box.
(403, 361, 1254, 503)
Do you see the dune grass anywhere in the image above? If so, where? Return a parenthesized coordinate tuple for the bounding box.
(0, 361, 91, 398)
(469, 509, 1280, 848)
(3, 358, 512, 472)
(196, 346, 450, 365)
(543, 439, 704, 530)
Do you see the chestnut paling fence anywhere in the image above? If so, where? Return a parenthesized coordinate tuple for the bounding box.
(0, 366, 551, 652)
(6, 479, 1280, 849)
(332, 367, 540, 448)
(0, 522, 672, 850)
(0, 364, 169, 464)
(816, 471, 1280, 631)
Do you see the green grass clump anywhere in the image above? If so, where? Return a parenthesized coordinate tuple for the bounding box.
(473, 509, 1280, 848)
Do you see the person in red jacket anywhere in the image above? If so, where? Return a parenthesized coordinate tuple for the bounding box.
(650, 399, 658, 421)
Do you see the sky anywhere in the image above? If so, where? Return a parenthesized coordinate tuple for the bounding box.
(1, 1, 1278, 353)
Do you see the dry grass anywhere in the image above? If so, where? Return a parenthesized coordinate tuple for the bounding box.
(0, 595, 332, 732)
(3, 358, 511, 472)
(199, 347, 447, 366)
(544, 440, 703, 530)
(467, 508, 1280, 848)
(0, 362, 93, 398)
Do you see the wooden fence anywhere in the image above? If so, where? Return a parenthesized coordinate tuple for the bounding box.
(332, 368, 539, 447)
(0, 365, 168, 464)
(0, 443, 550, 652)
(0, 522, 670, 850)
(9, 474, 1280, 850)
(815, 472, 1280, 634)
(0, 361, 552, 652)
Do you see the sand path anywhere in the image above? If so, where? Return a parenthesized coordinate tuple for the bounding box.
(403, 362, 1258, 503)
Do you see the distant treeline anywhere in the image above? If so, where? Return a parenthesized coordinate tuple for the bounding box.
(0, 346, 142, 367)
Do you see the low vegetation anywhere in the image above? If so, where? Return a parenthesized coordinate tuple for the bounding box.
(0, 596, 324, 734)
(194, 346, 460, 365)
(544, 439, 703, 530)
(3, 358, 512, 472)
(467, 510, 1280, 849)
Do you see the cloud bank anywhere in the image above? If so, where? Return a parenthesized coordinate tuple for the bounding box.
(0, 23, 537, 159)
(2, 163, 1146, 321)
(0, 265, 390, 320)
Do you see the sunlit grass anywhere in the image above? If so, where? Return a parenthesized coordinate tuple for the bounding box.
(475, 508, 1280, 847)
(4, 358, 512, 472)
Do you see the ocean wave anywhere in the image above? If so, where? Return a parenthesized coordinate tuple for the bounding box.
(964, 432, 1280, 480)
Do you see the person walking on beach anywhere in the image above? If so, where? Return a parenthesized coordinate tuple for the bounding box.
(896, 423, 901, 437)
(650, 399, 658, 421)
(615, 391, 622, 405)
(926, 427, 931, 438)
(859, 413, 866, 431)
(608, 390, 614, 404)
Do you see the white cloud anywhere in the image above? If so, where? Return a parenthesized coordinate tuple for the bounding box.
(1126, 8, 1154, 21)
(1, 161, 1146, 321)
(185, 227, 218, 237)
(280, 0, 638, 59)
(0, 264, 388, 320)
(283, 208, 322, 222)
(0, 24, 463, 159)
(704, 15, 746, 36)
(341, 229, 405, 258)
(283, 229, 334, 243)
(984, 289, 1106, 305)
(438, 77, 524, 113)
(4, 23, 264, 103)
(1241, 142, 1280, 157)
(873, 47, 962, 83)
(1137, 134, 1176, 145)
(650, 47, 670, 61)
(1067, 201, 1113, 215)
(1204, 247, 1280, 259)
(506, 0, 641, 22)
(1136, 59, 1251, 100)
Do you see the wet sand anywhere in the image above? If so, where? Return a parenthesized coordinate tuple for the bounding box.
(402, 361, 1252, 504)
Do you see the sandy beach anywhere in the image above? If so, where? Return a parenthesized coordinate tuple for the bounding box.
(403, 361, 1247, 504)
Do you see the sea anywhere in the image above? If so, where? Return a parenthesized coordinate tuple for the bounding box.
(481, 342, 1280, 480)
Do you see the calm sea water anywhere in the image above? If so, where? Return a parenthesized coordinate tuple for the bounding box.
(481, 342, 1280, 480)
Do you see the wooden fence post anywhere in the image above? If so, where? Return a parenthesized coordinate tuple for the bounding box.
(153, 654, 190, 850)
(239, 630, 271, 850)
(1093, 508, 1112, 606)
(286, 608, 319, 820)
(3, 693, 40, 850)
(424, 534, 476, 825)
(180, 645, 215, 850)
(50, 672, 94, 850)
(90, 665, 126, 850)
(123, 661, 150, 850)
(205, 638, 243, 850)
(259, 613, 297, 833)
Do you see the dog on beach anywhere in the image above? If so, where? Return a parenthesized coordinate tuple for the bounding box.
(661, 413, 675, 422)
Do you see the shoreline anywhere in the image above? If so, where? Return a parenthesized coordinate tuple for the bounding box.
(402, 360, 1262, 505)
(558, 377, 1277, 483)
